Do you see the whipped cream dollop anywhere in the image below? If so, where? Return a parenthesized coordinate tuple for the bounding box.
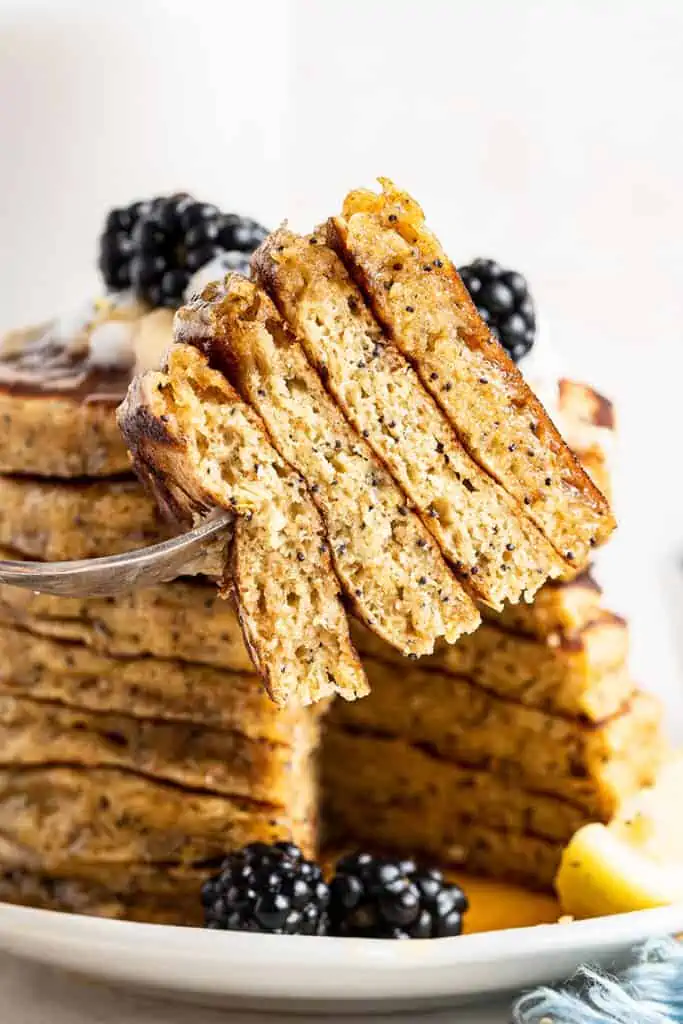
(50, 298, 99, 350)
(89, 320, 137, 369)
(49, 292, 143, 368)
(184, 252, 251, 302)
(515, 315, 562, 417)
(517, 318, 614, 462)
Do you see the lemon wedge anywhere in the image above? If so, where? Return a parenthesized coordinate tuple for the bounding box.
(556, 755, 683, 918)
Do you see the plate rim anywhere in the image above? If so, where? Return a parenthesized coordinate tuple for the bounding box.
(0, 897, 680, 968)
(1, 899, 681, 1009)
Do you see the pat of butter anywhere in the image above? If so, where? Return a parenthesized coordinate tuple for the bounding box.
(132, 309, 175, 374)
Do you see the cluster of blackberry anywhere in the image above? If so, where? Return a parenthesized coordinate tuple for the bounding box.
(98, 194, 267, 308)
(201, 843, 468, 940)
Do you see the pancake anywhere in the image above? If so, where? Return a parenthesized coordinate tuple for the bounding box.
(0, 579, 252, 670)
(0, 694, 319, 806)
(171, 275, 479, 657)
(119, 344, 368, 706)
(0, 845, 209, 925)
(322, 734, 564, 890)
(329, 179, 615, 565)
(556, 379, 614, 503)
(354, 614, 631, 721)
(253, 227, 564, 609)
(0, 765, 315, 867)
(0, 300, 141, 478)
(0, 863, 204, 926)
(0, 298, 174, 478)
(0, 388, 129, 479)
(0, 624, 320, 738)
(323, 726, 586, 843)
(0, 474, 169, 561)
(328, 658, 663, 813)
(327, 797, 562, 891)
(483, 572, 603, 638)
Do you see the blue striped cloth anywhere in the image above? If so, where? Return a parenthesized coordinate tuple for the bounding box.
(513, 939, 683, 1023)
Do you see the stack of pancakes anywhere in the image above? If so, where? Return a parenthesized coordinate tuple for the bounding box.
(0, 188, 655, 918)
(0, 302, 320, 924)
(323, 382, 667, 890)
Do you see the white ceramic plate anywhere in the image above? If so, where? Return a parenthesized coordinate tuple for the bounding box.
(0, 901, 681, 1013)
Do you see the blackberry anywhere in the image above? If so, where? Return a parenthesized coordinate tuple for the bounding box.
(98, 195, 268, 308)
(217, 214, 268, 254)
(201, 841, 329, 935)
(458, 258, 536, 363)
(328, 852, 468, 939)
(129, 195, 224, 308)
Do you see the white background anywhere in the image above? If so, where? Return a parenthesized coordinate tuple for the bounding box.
(0, 0, 682, 718)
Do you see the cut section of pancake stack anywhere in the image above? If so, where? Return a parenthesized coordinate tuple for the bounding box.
(120, 179, 615, 705)
(0, 303, 322, 924)
(323, 382, 667, 890)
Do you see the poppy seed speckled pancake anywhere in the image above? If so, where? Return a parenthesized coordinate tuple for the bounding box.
(330, 179, 615, 566)
(0, 857, 208, 926)
(328, 660, 663, 813)
(0, 474, 169, 561)
(483, 572, 603, 639)
(0, 624, 325, 736)
(171, 274, 479, 657)
(253, 227, 565, 610)
(0, 765, 315, 866)
(0, 579, 252, 671)
(0, 693, 320, 806)
(119, 344, 367, 706)
(323, 727, 588, 845)
(322, 733, 565, 891)
(353, 613, 631, 721)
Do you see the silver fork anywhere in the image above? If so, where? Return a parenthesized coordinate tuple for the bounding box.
(0, 513, 233, 597)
